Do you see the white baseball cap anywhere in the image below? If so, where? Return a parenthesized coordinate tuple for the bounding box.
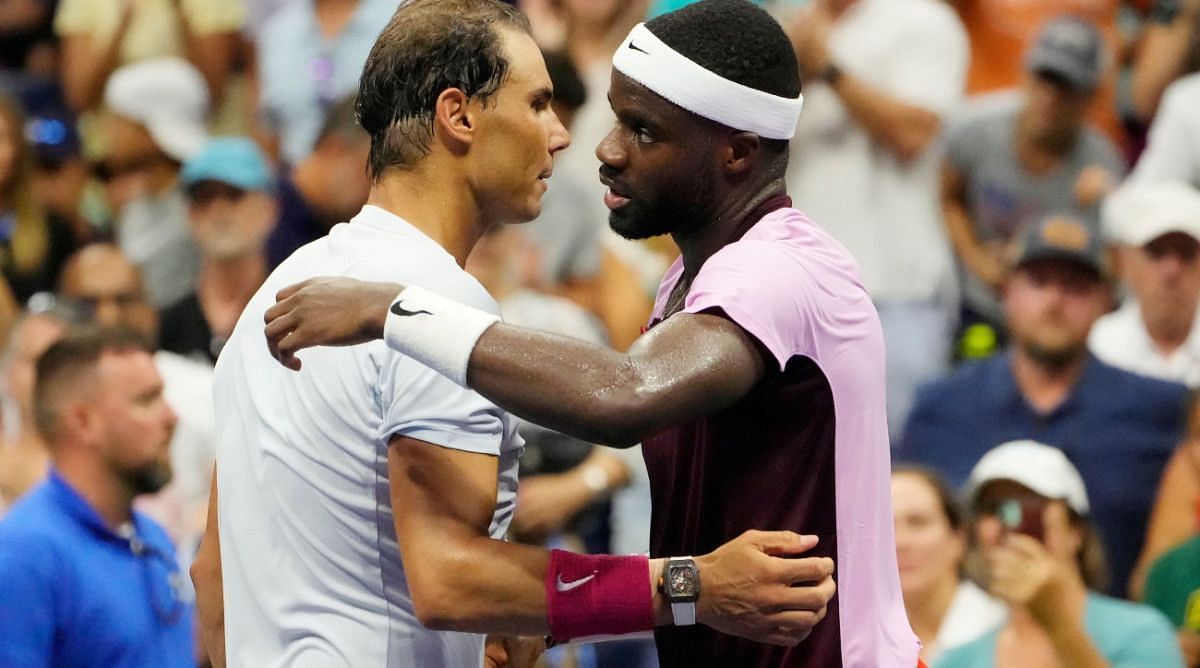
(103, 57, 210, 162)
(965, 440, 1090, 515)
(1102, 181, 1200, 247)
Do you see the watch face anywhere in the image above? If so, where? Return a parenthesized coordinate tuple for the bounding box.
(667, 563, 699, 599)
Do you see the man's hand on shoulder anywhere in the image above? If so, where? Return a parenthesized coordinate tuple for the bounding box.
(264, 278, 401, 369)
(695, 530, 836, 646)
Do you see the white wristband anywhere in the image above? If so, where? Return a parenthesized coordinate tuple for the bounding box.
(383, 286, 500, 386)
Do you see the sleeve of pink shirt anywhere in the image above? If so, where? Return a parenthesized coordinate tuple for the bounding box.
(681, 240, 812, 372)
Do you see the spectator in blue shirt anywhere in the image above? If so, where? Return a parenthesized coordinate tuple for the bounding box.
(897, 213, 1190, 597)
(0, 327, 194, 667)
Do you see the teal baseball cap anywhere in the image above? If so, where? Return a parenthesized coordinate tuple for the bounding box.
(181, 137, 272, 192)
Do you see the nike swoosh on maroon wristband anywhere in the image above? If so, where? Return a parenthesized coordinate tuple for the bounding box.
(555, 573, 597, 592)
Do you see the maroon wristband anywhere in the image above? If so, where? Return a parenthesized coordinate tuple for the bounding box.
(544, 550, 655, 641)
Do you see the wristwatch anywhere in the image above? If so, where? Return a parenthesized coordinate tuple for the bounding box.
(660, 557, 700, 626)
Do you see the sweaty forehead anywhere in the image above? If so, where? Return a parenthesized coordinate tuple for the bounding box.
(497, 27, 549, 90)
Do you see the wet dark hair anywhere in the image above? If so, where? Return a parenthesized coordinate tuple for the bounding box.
(355, 0, 531, 179)
(645, 0, 801, 167)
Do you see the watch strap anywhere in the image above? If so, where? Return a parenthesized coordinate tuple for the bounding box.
(670, 601, 697, 626)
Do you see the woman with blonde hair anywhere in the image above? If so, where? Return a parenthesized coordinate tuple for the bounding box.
(0, 95, 78, 305)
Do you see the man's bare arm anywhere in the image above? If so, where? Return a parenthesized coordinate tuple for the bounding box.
(390, 434, 834, 643)
(264, 279, 765, 447)
(190, 469, 225, 668)
(941, 162, 1006, 290)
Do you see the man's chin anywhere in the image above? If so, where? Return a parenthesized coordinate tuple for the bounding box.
(1021, 338, 1087, 369)
(608, 211, 672, 241)
(128, 462, 173, 496)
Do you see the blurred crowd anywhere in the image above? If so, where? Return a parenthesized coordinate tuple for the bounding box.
(0, 0, 1198, 666)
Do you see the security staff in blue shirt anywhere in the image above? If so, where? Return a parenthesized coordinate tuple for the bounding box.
(0, 327, 194, 667)
(897, 214, 1190, 599)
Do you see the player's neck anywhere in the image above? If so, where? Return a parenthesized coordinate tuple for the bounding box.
(673, 181, 787, 278)
(367, 170, 484, 268)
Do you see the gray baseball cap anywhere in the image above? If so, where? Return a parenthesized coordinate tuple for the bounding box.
(1025, 16, 1106, 92)
(1014, 213, 1107, 279)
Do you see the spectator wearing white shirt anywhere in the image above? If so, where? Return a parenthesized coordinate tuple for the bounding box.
(784, 0, 970, 436)
(1130, 73, 1200, 188)
(1090, 182, 1200, 388)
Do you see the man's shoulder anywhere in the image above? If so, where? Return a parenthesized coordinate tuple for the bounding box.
(1163, 73, 1200, 109)
(917, 356, 1005, 404)
(721, 209, 871, 302)
(0, 487, 75, 565)
(1088, 304, 1141, 350)
(947, 92, 1021, 138)
(1087, 356, 1189, 402)
(275, 218, 499, 314)
(1076, 126, 1125, 168)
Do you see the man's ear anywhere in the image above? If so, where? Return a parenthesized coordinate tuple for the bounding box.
(721, 131, 761, 176)
(434, 88, 474, 155)
(59, 400, 100, 449)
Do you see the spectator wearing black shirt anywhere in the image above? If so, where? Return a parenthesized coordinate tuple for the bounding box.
(159, 137, 275, 365)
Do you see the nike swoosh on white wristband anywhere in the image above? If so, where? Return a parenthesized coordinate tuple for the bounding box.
(555, 572, 597, 592)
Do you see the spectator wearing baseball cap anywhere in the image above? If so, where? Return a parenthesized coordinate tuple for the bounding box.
(942, 16, 1126, 348)
(1024, 16, 1108, 95)
(1098, 185, 1200, 609)
(159, 137, 276, 366)
(898, 214, 1190, 597)
(934, 440, 1184, 667)
(100, 57, 208, 310)
(1091, 182, 1200, 387)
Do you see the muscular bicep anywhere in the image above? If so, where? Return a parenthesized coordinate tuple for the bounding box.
(389, 435, 500, 558)
(625, 310, 767, 419)
(388, 436, 547, 632)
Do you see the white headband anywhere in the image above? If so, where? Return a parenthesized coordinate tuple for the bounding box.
(611, 23, 803, 140)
